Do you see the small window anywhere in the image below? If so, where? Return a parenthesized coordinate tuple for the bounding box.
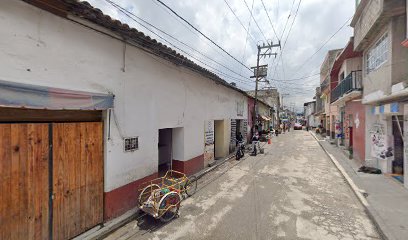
(366, 34, 388, 74)
(124, 137, 138, 152)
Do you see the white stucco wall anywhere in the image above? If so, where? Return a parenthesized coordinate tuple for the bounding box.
(0, 1, 248, 192)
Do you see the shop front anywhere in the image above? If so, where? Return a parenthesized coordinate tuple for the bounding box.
(368, 102, 405, 187)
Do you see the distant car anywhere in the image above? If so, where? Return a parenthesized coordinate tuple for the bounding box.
(294, 122, 303, 130)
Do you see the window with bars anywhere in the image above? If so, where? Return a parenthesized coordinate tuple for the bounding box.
(124, 137, 138, 152)
(366, 34, 388, 74)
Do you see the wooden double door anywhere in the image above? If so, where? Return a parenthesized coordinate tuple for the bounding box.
(0, 122, 103, 240)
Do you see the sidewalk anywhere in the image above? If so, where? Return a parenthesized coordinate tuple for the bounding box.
(311, 132, 408, 240)
(74, 150, 239, 240)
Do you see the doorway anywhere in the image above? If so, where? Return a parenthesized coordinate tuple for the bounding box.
(158, 128, 173, 176)
(229, 119, 242, 153)
(392, 116, 404, 182)
(214, 120, 225, 160)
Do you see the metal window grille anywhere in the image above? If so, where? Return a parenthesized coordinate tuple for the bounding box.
(124, 137, 138, 152)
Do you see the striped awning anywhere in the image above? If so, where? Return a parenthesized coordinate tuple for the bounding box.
(372, 102, 402, 115)
(0, 79, 114, 110)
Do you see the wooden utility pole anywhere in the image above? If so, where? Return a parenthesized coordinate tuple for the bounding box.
(250, 41, 280, 135)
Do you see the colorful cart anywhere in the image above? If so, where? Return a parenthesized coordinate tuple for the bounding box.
(138, 170, 197, 222)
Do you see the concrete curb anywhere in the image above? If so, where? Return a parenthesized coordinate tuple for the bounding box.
(309, 131, 388, 240)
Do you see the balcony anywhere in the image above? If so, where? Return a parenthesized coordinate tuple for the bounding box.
(320, 77, 329, 93)
(330, 71, 362, 104)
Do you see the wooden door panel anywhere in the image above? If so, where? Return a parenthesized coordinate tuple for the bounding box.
(52, 122, 103, 240)
(0, 124, 49, 240)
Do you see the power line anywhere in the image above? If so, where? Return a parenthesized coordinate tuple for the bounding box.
(271, 0, 302, 79)
(268, 73, 319, 82)
(148, 0, 236, 65)
(243, 0, 268, 42)
(281, 0, 302, 52)
(105, 1, 254, 88)
(154, 0, 252, 71)
(259, 0, 279, 41)
(268, 0, 295, 76)
(223, 0, 257, 44)
(292, 15, 353, 78)
(105, 0, 251, 81)
(240, 0, 254, 76)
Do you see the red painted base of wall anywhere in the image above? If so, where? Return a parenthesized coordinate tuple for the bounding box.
(104, 172, 158, 220)
(172, 154, 204, 176)
(402, 39, 408, 47)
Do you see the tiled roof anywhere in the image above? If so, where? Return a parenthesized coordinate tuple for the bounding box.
(24, 0, 247, 95)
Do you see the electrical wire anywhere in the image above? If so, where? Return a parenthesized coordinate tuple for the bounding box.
(243, 0, 268, 42)
(260, 0, 279, 41)
(105, 1, 255, 88)
(291, 15, 353, 78)
(239, 0, 254, 76)
(148, 0, 235, 65)
(223, 0, 257, 44)
(268, 0, 295, 76)
(268, 73, 320, 82)
(105, 0, 252, 81)
(271, 0, 301, 81)
(154, 0, 252, 71)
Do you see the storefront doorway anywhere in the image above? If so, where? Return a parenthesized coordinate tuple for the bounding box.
(214, 120, 225, 160)
(392, 116, 404, 183)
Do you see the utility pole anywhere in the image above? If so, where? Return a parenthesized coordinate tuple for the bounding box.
(250, 40, 280, 135)
(281, 93, 289, 110)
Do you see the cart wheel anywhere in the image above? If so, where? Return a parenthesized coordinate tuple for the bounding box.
(159, 192, 181, 222)
(138, 184, 160, 206)
(185, 176, 197, 197)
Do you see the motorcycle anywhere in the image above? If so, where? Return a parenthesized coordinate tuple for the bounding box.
(235, 140, 245, 160)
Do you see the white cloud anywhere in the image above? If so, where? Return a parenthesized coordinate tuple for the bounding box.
(84, 0, 355, 111)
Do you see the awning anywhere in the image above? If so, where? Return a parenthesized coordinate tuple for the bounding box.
(0, 79, 114, 110)
(372, 102, 402, 115)
(260, 115, 271, 121)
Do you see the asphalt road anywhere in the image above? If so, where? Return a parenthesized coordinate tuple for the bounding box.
(104, 130, 380, 240)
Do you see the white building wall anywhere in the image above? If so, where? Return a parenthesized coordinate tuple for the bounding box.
(0, 1, 248, 192)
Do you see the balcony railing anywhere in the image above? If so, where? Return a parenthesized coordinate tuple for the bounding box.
(320, 77, 329, 92)
(330, 71, 362, 103)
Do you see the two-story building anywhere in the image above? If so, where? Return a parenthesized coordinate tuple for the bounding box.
(351, 0, 408, 188)
(329, 37, 365, 162)
(304, 101, 317, 128)
(320, 49, 343, 138)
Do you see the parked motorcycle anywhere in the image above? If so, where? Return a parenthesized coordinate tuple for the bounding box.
(235, 140, 245, 160)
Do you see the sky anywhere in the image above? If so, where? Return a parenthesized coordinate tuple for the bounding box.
(85, 0, 355, 112)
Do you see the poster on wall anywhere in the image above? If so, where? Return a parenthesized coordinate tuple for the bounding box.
(370, 131, 393, 159)
(204, 120, 215, 164)
(335, 120, 342, 138)
(204, 120, 214, 145)
(242, 119, 248, 142)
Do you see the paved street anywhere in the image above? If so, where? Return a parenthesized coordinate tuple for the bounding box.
(105, 130, 380, 240)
